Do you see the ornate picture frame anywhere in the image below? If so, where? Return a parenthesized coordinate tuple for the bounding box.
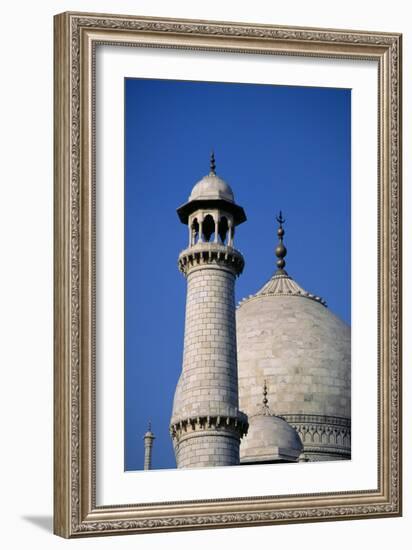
(53, 11, 402, 538)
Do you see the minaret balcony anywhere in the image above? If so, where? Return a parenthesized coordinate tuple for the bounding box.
(170, 408, 249, 444)
(178, 242, 244, 276)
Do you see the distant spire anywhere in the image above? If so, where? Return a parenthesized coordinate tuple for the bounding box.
(210, 150, 216, 175)
(275, 211, 287, 272)
(143, 421, 155, 470)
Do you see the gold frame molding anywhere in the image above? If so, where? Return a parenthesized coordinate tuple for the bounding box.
(53, 11, 402, 538)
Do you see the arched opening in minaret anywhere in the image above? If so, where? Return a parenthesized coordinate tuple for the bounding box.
(202, 214, 215, 242)
(218, 216, 229, 244)
(191, 218, 199, 244)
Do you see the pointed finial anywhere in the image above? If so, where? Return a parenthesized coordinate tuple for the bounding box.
(276, 210, 285, 227)
(210, 150, 216, 175)
(144, 420, 154, 437)
(262, 380, 270, 415)
(275, 210, 287, 272)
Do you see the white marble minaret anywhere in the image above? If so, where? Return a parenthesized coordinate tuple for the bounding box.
(170, 153, 248, 468)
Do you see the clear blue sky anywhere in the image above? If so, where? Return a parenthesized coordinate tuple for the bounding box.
(125, 78, 351, 471)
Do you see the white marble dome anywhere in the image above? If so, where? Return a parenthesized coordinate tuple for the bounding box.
(189, 173, 234, 203)
(236, 270, 351, 461)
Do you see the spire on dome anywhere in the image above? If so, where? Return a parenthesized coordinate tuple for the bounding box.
(275, 211, 287, 273)
(250, 380, 274, 417)
(236, 209, 327, 308)
(262, 380, 271, 415)
(210, 150, 216, 175)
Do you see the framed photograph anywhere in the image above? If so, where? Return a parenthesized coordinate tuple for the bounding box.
(54, 12, 402, 537)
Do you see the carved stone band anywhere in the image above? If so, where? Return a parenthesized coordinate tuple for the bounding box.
(178, 243, 245, 276)
(280, 414, 351, 459)
(170, 412, 249, 441)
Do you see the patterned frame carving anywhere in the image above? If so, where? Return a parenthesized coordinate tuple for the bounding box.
(53, 12, 402, 538)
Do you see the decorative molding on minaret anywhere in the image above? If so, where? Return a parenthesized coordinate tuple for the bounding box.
(143, 421, 155, 471)
(178, 243, 244, 277)
(170, 154, 248, 468)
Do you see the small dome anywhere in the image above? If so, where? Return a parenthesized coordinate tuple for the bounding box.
(240, 414, 303, 463)
(189, 173, 234, 203)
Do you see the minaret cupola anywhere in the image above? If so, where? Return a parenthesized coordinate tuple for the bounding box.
(177, 152, 246, 253)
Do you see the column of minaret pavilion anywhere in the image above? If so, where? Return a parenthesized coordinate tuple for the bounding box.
(169, 153, 249, 468)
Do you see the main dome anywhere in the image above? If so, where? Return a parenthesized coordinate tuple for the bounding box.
(236, 215, 351, 461)
(237, 276, 351, 461)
